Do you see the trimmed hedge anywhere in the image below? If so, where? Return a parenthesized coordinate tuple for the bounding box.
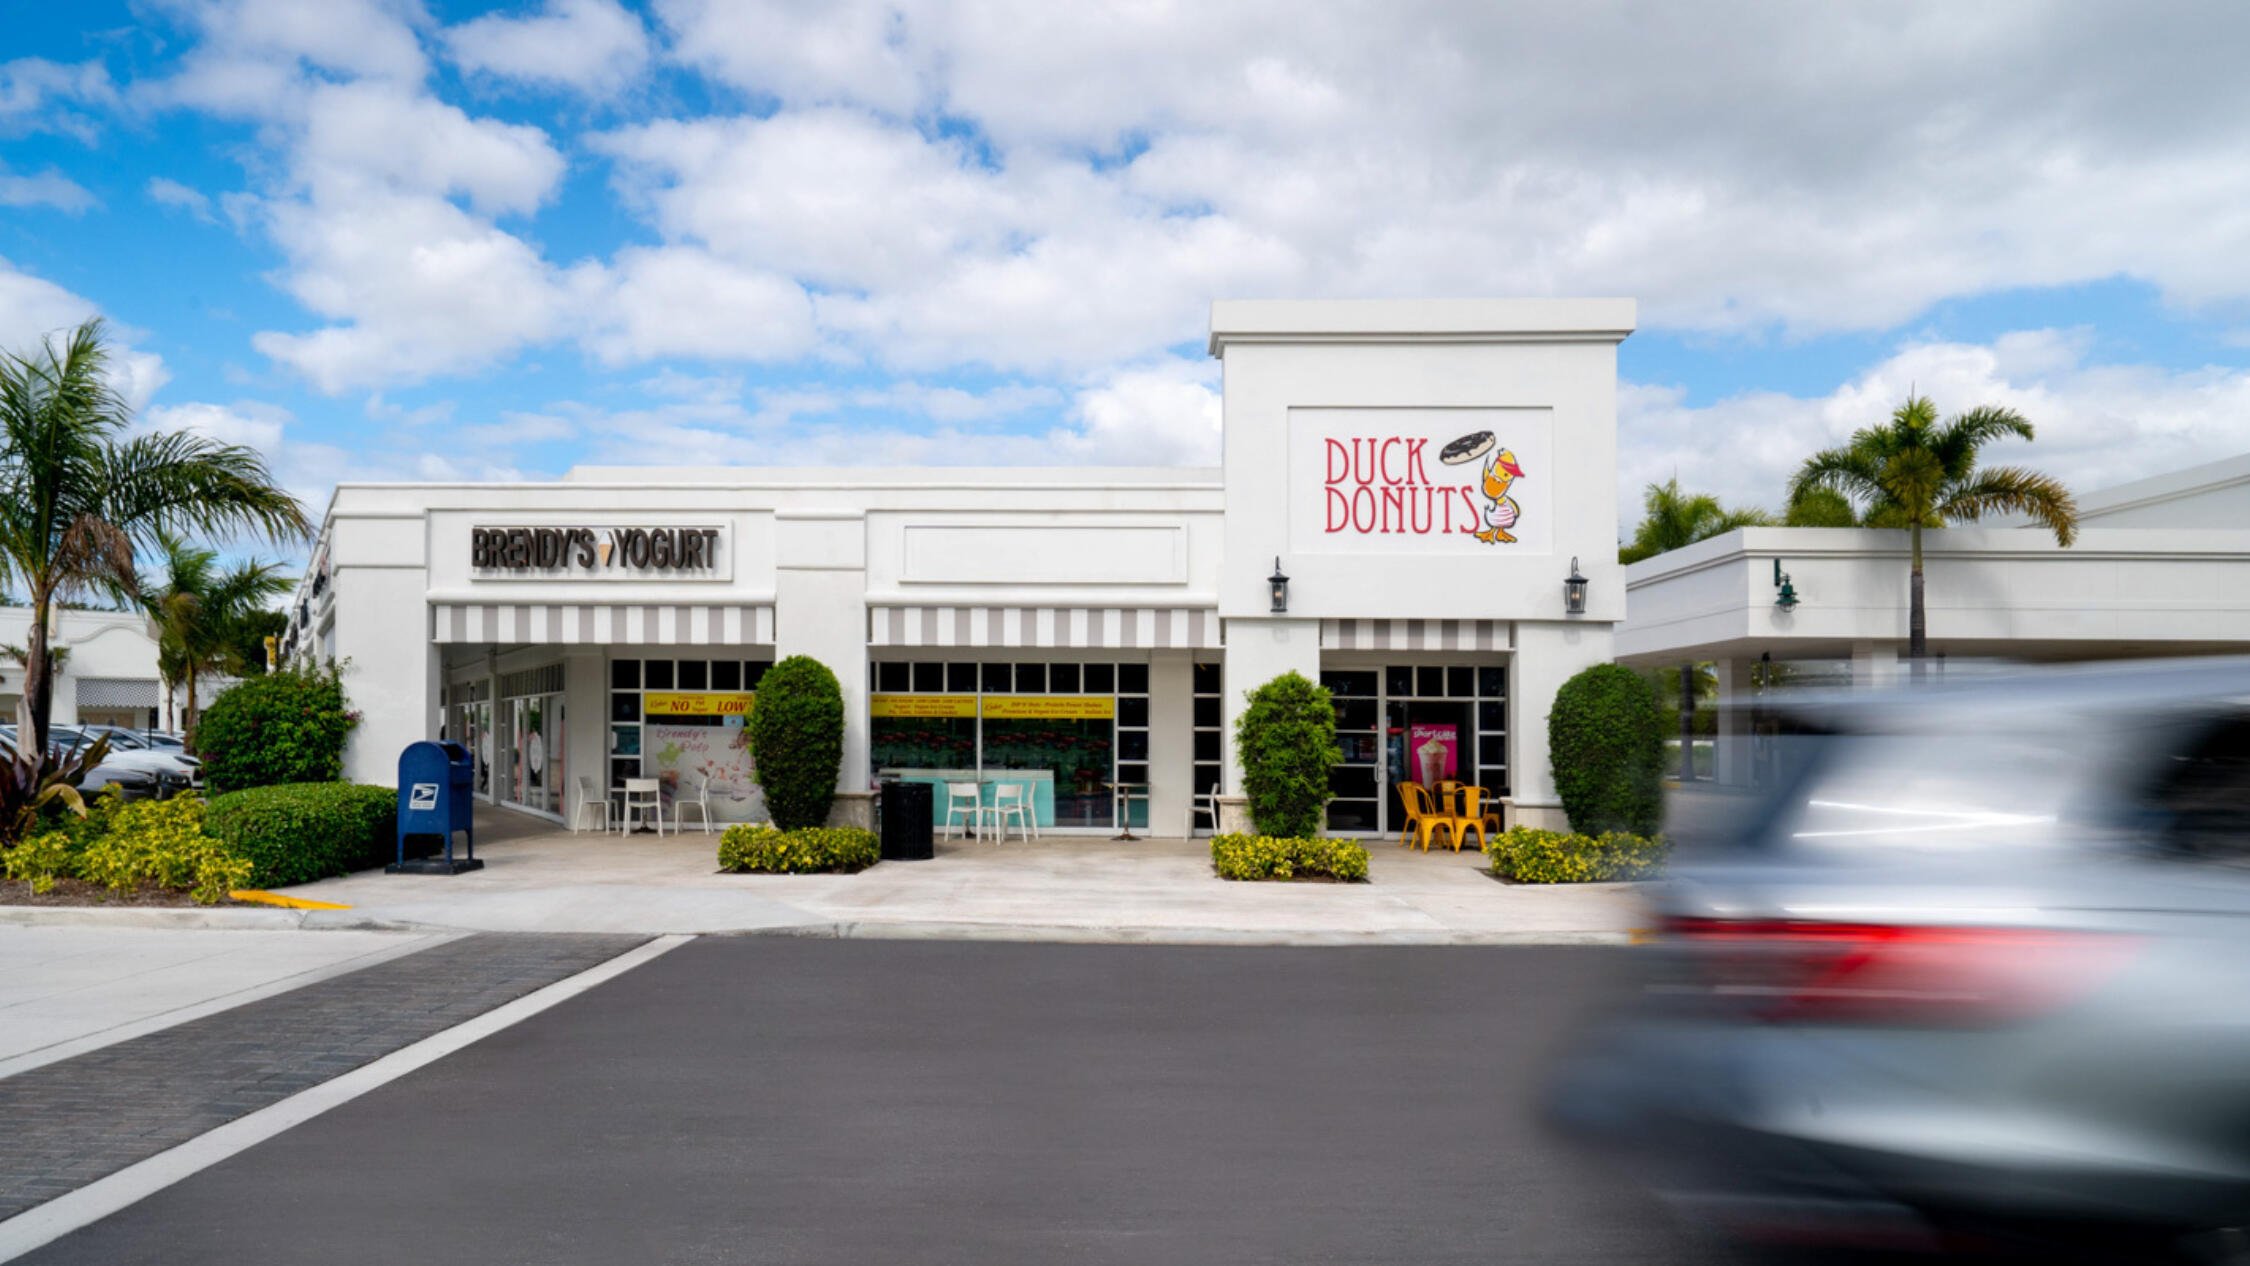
(1211, 833, 1370, 882)
(718, 824, 879, 874)
(204, 782, 397, 888)
(1234, 672, 1341, 840)
(1547, 663, 1665, 837)
(1484, 826, 1666, 884)
(747, 656, 845, 830)
(191, 666, 357, 794)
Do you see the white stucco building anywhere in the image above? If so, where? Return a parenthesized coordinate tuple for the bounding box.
(0, 606, 206, 732)
(1617, 450, 2250, 784)
(286, 299, 1637, 835)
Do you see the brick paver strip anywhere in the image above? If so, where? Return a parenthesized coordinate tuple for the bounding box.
(0, 933, 645, 1221)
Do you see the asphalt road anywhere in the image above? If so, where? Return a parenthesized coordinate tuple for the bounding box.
(23, 940, 1727, 1266)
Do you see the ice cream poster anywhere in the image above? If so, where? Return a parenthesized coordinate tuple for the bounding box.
(647, 722, 766, 823)
(1408, 723, 1459, 787)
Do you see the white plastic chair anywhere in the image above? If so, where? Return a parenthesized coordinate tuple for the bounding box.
(1182, 789, 1221, 838)
(675, 771, 715, 834)
(989, 782, 1032, 843)
(572, 776, 611, 833)
(941, 780, 983, 840)
(621, 777, 667, 836)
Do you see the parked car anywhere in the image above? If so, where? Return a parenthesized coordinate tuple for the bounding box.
(1549, 658, 2250, 1262)
(0, 724, 196, 800)
(76, 724, 202, 777)
(0, 726, 164, 801)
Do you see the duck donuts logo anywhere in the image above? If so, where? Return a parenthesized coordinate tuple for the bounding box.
(471, 526, 723, 572)
(1320, 430, 1525, 545)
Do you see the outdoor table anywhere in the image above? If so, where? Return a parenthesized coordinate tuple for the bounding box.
(1108, 781, 1150, 840)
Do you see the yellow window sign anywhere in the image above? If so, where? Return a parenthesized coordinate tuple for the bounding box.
(869, 694, 978, 719)
(980, 695, 1117, 721)
(643, 691, 754, 717)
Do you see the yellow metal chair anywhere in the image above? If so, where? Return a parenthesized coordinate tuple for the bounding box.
(1397, 782, 1457, 852)
(1447, 785, 1495, 853)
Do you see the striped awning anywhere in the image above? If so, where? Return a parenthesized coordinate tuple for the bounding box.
(870, 606, 1222, 650)
(431, 603, 775, 646)
(76, 677, 160, 708)
(1321, 619, 1510, 652)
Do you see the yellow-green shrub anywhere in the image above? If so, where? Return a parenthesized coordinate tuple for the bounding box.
(1484, 826, 1666, 884)
(3, 829, 77, 894)
(1211, 833, 1370, 882)
(75, 795, 251, 904)
(718, 824, 879, 874)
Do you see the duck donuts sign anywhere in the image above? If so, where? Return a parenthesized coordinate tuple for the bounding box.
(1287, 408, 1553, 555)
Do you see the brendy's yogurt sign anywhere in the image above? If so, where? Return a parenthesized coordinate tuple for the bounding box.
(470, 525, 726, 574)
(1288, 408, 1553, 555)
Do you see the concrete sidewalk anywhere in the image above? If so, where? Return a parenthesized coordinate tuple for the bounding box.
(242, 808, 1650, 944)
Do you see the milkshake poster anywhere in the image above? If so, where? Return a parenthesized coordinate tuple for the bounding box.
(647, 722, 766, 823)
(1408, 723, 1459, 788)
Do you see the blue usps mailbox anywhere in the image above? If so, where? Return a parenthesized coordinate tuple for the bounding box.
(390, 741, 482, 875)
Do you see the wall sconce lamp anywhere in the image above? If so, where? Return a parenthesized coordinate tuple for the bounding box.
(1563, 556, 1588, 616)
(1773, 558, 1800, 610)
(1268, 557, 1290, 614)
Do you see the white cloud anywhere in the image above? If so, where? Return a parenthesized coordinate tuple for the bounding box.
(444, 0, 651, 97)
(0, 167, 95, 213)
(146, 176, 217, 222)
(1617, 330, 2250, 530)
(143, 399, 290, 450)
(0, 259, 169, 412)
(1052, 358, 1221, 465)
(655, 0, 923, 116)
(576, 246, 817, 366)
(0, 57, 117, 140)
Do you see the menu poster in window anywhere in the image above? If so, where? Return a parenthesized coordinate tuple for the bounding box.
(1408, 723, 1458, 788)
(647, 722, 765, 823)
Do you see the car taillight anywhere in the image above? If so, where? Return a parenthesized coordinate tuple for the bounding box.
(1660, 916, 2138, 1027)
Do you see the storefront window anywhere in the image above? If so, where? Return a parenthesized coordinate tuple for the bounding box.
(608, 657, 773, 824)
(1325, 662, 1508, 834)
(869, 661, 1151, 832)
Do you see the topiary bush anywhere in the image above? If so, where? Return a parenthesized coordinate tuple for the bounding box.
(746, 655, 845, 831)
(1547, 663, 1665, 836)
(1211, 833, 1370, 882)
(191, 665, 357, 794)
(204, 782, 396, 888)
(1483, 826, 1667, 884)
(717, 824, 878, 874)
(1234, 671, 1341, 840)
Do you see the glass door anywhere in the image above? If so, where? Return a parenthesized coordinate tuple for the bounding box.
(502, 692, 565, 817)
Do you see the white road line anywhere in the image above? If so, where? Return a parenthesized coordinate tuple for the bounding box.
(0, 933, 693, 1263)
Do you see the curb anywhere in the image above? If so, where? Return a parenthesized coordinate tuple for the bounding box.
(0, 905, 1637, 946)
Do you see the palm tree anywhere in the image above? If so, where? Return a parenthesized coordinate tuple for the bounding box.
(139, 532, 292, 742)
(0, 320, 309, 756)
(1790, 395, 2076, 662)
(1618, 477, 1773, 564)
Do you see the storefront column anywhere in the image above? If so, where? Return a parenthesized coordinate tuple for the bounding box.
(1712, 656, 1751, 787)
(1147, 655, 1194, 839)
(333, 565, 437, 787)
(1508, 620, 1613, 831)
(774, 510, 872, 829)
(1218, 617, 1320, 833)
(561, 646, 605, 832)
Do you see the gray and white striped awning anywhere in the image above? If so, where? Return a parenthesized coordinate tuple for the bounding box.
(75, 677, 160, 708)
(1321, 619, 1511, 652)
(431, 603, 776, 646)
(870, 606, 1222, 650)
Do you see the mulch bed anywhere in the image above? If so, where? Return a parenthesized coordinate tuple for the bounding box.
(0, 877, 250, 907)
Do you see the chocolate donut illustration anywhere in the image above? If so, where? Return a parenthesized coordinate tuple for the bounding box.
(1440, 431, 1495, 465)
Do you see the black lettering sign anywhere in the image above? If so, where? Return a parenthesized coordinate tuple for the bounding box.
(472, 526, 721, 572)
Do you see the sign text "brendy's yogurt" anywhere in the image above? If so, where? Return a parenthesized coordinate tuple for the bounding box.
(471, 527, 721, 571)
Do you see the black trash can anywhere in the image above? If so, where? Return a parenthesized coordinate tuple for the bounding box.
(879, 780, 934, 861)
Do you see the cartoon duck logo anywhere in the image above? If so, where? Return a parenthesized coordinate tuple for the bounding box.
(1439, 431, 1524, 545)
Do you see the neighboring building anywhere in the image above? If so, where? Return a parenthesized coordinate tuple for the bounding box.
(285, 299, 1637, 834)
(0, 606, 202, 732)
(1616, 450, 2250, 785)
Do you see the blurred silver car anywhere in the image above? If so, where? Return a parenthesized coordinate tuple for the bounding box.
(1551, 658, 2250, 1261)
(0, 725, 181, 800)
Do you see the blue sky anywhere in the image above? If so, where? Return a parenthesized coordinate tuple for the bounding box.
(7, 0, 2250, 544)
